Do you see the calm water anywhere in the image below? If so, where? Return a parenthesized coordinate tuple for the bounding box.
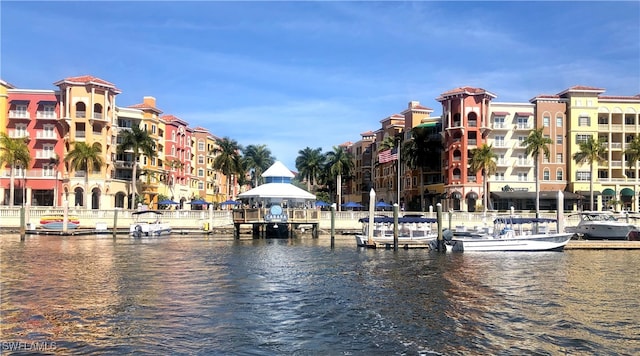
(1, 234, 639, 355)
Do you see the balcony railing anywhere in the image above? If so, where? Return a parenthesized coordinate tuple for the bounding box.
(35, 150, 55, 159)
(75, 111, 86, 118)
(8, 110, 30, 119)
(36, 111, 58, 119)
(35, 131, 57, 140)
(8, 131, 29, 139)
(92, 112, 103, 120)
(515, 124, 532, 130)
(610, 160, 623, 167)
(3, 168, 58, 178)
(76, 131, 86, 138)
(492, 123, 510, 130)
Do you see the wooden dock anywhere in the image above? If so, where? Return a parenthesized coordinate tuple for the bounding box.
(565, 240, 640, 249)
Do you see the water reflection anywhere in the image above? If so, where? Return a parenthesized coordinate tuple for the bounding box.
(1, 235, 639, 355)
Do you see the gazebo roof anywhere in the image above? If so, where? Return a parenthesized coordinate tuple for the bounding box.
(238, 161, 315, 200)
(262, 161, 294, 178)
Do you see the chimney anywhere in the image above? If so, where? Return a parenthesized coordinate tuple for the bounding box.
(143, 96, 156, 107)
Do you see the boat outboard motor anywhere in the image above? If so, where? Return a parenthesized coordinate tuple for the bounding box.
(443, 228, 454, 242)
(133, 225, 142, 238)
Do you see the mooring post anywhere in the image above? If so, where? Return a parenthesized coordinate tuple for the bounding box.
(19, 206, 25, 241)
(393, 203, 399, 251)
(330, 203, 336, 248)
(437, 203, 445, 252)
(113, 209, 119, 239)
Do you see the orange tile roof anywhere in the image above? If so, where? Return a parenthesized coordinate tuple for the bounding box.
(54, 75, 121, 93)
(128, 102, 163, 113)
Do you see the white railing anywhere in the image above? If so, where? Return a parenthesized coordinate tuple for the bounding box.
(8, 131, 29, 139)
(2, 168, 56, 178)
(8, 111, 30, 119)
(92, 112, 103, 120)
(36, 112, 57, 119)
(35, 150, 55, 159)
(35, 131, 57, 139)
(75, 111, 86, 118)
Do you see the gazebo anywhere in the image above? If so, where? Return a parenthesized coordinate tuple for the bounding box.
(234, 161, 319, 238)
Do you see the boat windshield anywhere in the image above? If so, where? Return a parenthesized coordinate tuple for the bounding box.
(584, 213, 617, 222)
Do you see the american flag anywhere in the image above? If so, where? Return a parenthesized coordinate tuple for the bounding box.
(378, 148, 398, 163)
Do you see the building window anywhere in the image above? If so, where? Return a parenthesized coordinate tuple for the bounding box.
(557, 153, 563, 163)
(494, 136, 505, 147)
(517, 172, 528, 181)
(556, 135, 563, 144)
(576, 134, 591, 144)
(543, 169, 550, 181)
(578, 116, 590, 126)
(198, 168, 204, 177)
(198, 140, 205, 151)
(494, 117, 505, 128)
(494, 172, 505, 181)
(543, 116, 550, 127)
(152, 125, 157, 134)
(556, 169, 563, 181)
(517, 117, 529, 129)
(198, 182, 204, 190)
(576, 171, 591, 181)
(556, 116, 562, 127)
(198, 155, 204, 164)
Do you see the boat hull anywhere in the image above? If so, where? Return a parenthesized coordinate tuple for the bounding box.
(130, 223, 172, 237)
(571, 223, 637, 240)
(355, 234, 435, 247)
(448, 233, 573, 252)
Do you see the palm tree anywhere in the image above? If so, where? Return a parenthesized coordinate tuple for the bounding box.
(65, 141, 104, 209)
(402, 126, 443, 211)
(521, 128, 553, 217)
(469, 144, 498, 213)
(166, 158, 185, 200)
(325, 146, 354, 210)
(0, 133, 31, 206)
(573, 136, 606, 210)
(624, 135, 640, 176)
(295, 147, 325, 191)
(378, 136, 396, 152)
(117, 126, 156, 207)
(243, 144, 275, 187)
(211, 137, 243, 199)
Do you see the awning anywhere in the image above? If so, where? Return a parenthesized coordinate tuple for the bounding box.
(577, 190, 601, 196)
(466, 191, 479, 200)
(492, 111, 510, 116)
(620, 188, 634, 197)
(450, 191, 462, 200)
(602, 188, 616, 196)
(490, 191, 584, 200)
(516, 112, 532, 117)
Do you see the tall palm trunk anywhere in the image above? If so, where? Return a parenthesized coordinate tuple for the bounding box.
(589, 162, 595, 210)
(419, 168, 425, 212)
(9, 168, 15, 206)
(85, 173, 90, 210)
(337, 174, 342, 211)
(535, 156, 540, 219)
(131, 163, 138, 209)
(483, 170, 488, 214)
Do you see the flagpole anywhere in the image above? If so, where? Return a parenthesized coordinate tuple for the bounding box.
(396, 136, 401, 208)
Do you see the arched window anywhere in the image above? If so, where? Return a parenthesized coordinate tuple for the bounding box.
(75, 102, 86, 118)
(453, 149, 462, 161)
(74, 187, 84, 207)
(543, 169, 550, 181)
(556, 169, 563, 181)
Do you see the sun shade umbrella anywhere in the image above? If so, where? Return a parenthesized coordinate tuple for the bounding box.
(189, 199, 209, 205)
(375, 201, 393, 209)
(342, 201, 364, 209)
(158, 199, 179, 205)
(315, 201, 330, 207)
(220, 200, 241, 206)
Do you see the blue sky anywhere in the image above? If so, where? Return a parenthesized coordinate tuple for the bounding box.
(2, 1, 639, 170)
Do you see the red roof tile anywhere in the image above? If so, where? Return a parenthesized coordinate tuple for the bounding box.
(516, 112, 532, 116)
(492, 111, 510, 116)
(54, 75, 121, 92)
(438, 86, 497, 100)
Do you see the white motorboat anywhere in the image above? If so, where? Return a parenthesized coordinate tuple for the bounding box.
(130, 210, 172, 238)
(355, 216, 437, 248)
(444, 217, 573, 252)
(565, 211, 639, 240)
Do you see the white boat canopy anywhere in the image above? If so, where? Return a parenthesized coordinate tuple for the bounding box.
(238, 161, 316, 201)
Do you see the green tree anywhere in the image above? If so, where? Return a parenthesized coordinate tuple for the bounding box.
(378, 136, 396, 152)
(243, 144, 275, 187)
(65, 141, 104, 209)
(402, 126, 443, 211)
(624, 135, 640, 174)
(295, 147, 325, 191)
(0, 133, 31, 206)
(325, 146, 354, 210)
(469, 144, 498, 213)
(117, 126, 156, 207)
(573, 136, 606, 211)
(521, 128, 553, 217)
(211, 137, 243, 199)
